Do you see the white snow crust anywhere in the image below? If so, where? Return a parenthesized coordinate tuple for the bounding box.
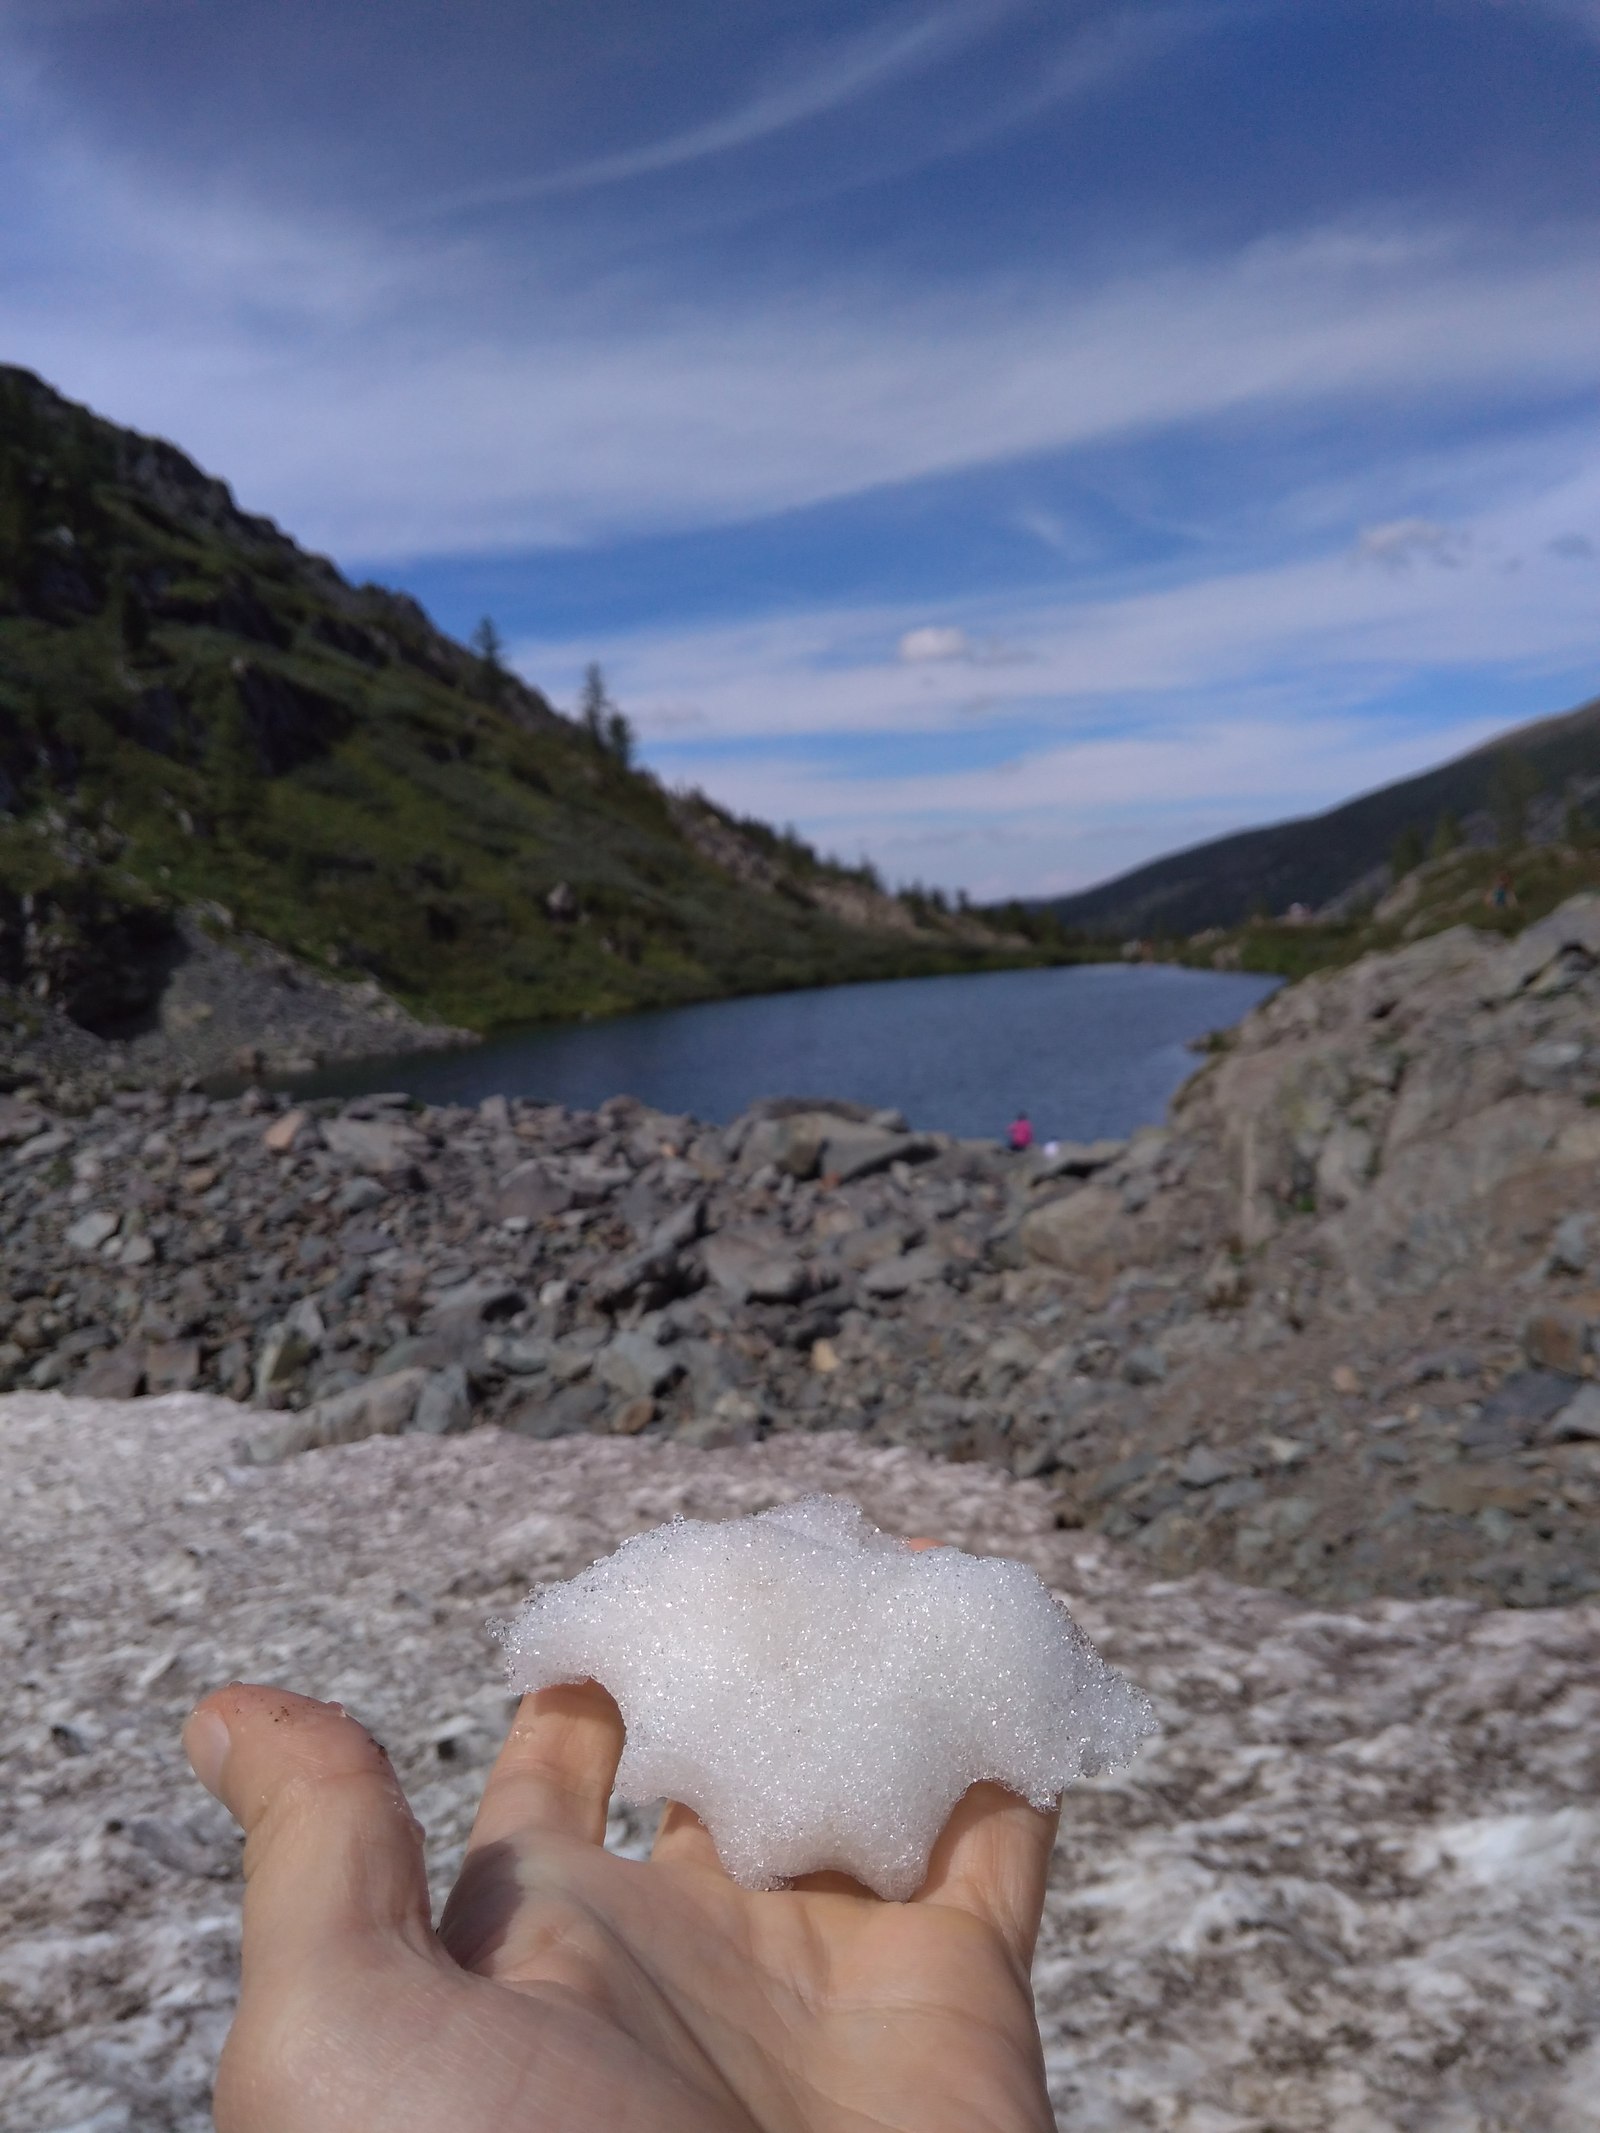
(496, 1492, 1156, 1898)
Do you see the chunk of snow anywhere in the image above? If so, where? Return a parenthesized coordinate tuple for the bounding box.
(496, 1493, 1155, 1899)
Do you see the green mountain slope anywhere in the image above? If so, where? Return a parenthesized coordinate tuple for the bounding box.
(1045, 692, 1600, 939)
(0, 365, 1027, 1039)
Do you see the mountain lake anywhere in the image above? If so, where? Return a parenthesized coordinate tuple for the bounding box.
(291, 962, 1278, 1143)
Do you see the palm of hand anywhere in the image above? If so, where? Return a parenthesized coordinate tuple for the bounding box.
(193, 1681, 1060, 2133)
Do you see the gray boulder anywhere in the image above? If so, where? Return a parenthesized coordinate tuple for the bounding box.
(597, 1331, 683, 1399)
(410, 1364, 473, 1436)
(504, 1380, 608, 1439)
(1033, 1138, 1126, 1182)
(1124, 1343, 1167, 1386)
(1018, 1183, 1122, 1272)
(425, 1276, 526, 1331)
(252, 1299, 325, 1406)
(372, 1331, 467, 1378)
(482, 1334, 554, 1376)
(735, 1106, 934, 1183)
(590, 1197, 706, 1311)
(1486, 893, 1600, 1000)
(736, 1110, 833, 1178)
(702, 1231, 809, 1305)
(13, 1127, 71, 1166)
(239, 1367, 430, 1462)
(1179, 1444, 1233, 1488)
(1549, 1212, 1595, 1276)
(320, 1115, 423, 1177)
(64, 1210, 120, 1255)
(497, 1160, 574, 1224)
(859, 1245, 947, 1298)
(820, 1121, 937, 1184)
(1522, 1307, 1589, 1378)
(332, 1175, 388, 1217)
(1549, 1383, 1600, 1442)
(677, 1389, 765, 1448)
(0, 1097, 46, 1146)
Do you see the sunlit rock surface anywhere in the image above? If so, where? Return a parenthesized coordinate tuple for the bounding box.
(2, 1392, 1598, 2131)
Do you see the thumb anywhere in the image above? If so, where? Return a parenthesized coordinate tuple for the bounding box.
(185, 1684, 435, 1978)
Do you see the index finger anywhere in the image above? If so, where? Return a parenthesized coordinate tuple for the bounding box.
(462, 1680, 626, 1855)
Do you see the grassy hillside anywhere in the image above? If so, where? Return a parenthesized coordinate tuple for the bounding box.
(1045, 692, 1600, 939)
(1151, 835, 1600, 997)
(0, 365, 1038, 1035)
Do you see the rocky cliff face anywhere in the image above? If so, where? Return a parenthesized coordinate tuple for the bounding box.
(0, 902, 474, 1103)
(999, 894, 1600, 1607)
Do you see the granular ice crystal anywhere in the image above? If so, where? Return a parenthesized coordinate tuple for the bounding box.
(496, 1494, 1156, 1898)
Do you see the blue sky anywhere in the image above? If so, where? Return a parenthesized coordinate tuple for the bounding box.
(2, 0, 1597, 898)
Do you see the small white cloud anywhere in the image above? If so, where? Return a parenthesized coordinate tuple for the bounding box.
(1354, 517, 1471, 569)
(899, 624, 971, 662)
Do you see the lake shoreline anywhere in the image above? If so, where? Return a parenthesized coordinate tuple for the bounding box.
(268, 960, 1278, 1143)
(4, 897, 1596, 1622)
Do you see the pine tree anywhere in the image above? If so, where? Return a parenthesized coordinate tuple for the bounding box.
(579, 662, 611, 749)
(1429, 811, 1462, 859)
(1390, 824, 1424, 879)
(471, 616, 505, 701)
(604, 709, 635, 768)
(1491, 750, 1540, 849)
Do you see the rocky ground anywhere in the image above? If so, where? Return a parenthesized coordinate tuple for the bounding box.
(3, 1394, 1596, 2133)
(11, 901, 1600, 2130)
(0, 903, 473, 1107)
(6, 897, 1600, 1608)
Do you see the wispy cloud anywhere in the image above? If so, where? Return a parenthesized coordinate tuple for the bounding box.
(0, 0, 194, 20)
(651, 692, 1521, 901)
(7, 135, 1594, 563)
(1353, 518, 1472, 570)
(502, 435, 1599, 894)
(7, 0, 1592, 563)
(513, 432, 1600, 743)
(3, 0, 1593, 902)
(1496, 0, 1600, 43)
(418, 1, 1018, 215)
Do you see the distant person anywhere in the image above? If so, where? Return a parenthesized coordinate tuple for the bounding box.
(1487, 870, 1517, 912)
(1007, 1110, 1033, 1153)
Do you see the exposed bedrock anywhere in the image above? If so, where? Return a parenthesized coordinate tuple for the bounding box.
(0, 904, 471, 1096)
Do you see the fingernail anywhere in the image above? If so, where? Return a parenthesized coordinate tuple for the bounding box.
(183, 1707, 232, 1799)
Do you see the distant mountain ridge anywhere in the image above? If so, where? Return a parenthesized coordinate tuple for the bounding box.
(0, 363, 1029, 1073)
(1045, 692, 1600, 939)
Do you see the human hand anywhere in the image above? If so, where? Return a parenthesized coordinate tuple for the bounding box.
(183, 1559, 1062, 2133)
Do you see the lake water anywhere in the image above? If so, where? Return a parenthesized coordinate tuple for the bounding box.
(297, 962, 1277, 1143)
